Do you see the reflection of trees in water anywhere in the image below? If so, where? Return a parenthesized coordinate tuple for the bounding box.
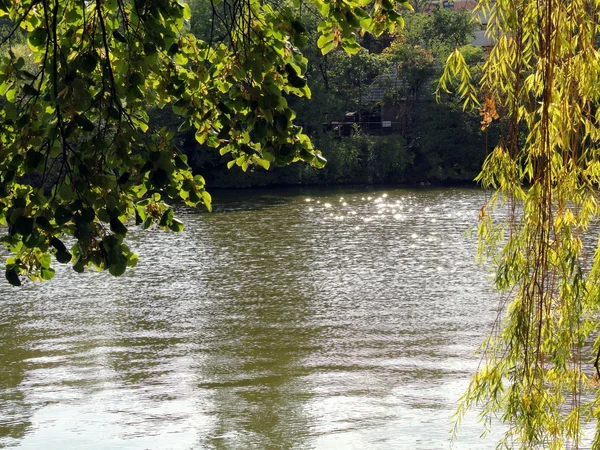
(84, 227, 201, 390)
(198, 316, 317, 450)
(102, 304, 181, 388)
(0, 188, 495, 448)
(194, 197, 319, 449)
(0, 302, 38, 446)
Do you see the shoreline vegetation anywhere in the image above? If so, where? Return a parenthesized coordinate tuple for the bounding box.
(167, 5, 499, 189)
(0, 6, 496, 190)
(183, 121, 493, 188)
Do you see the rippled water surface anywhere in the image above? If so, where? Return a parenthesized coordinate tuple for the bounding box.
(0, 187, 503, 449)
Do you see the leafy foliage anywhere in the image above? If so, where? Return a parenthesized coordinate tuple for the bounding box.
(142, 6, 484, 190)
(443, 0, 600, 447)
(0, 0, 410, 283)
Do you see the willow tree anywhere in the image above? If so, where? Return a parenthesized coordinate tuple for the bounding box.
(0, 0, 409, 284)
(440, 0, 600, 447)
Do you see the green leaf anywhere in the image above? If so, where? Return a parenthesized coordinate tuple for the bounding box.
(275, 114, 289, 132)
(3, 101, 16, 118)
(288, 73, 307, 88)
(5, 268, 21, 286)
(28, 28, 46, 48)
(159, 208, 174, 227)
(291, 20, 306, 34)
(117, 172, 131, 185)
(317, 35, 334, 49)
(22, 84, 39, 96)
(150, 169, 168, 188)
(40, 254, 52, 269)
(40, 267, 55, 280)
(72, 254, 85, 273)
(169, 219, 184, 232)
(15, 216, 34, 236)
(342, 42, 361, 55)
(79, 53, 98, 74)
(129, 72, 145, 87)
(55, 206, 72, 225)
(36, 217, 52, 231)
(201, 190, 212, 211)
(126, 253, 138, 268)
(314, 153, 327, 168)
(174, 155, 188, 170)
(56, 250, 72, 264)
(108, 262, 127, 276)
(345, 11, 360, 27)
(113, 30, 127, 43)
(321, 40, 338, 55)
(6, 88, 16, 102)
(255, 157, 270, 170)
(17, 114, 30, 127)
(25, 150, 43, 169)
(110, 218, 128, 235)
(50, 237, 67, 252)
(143, 42, 158, 56)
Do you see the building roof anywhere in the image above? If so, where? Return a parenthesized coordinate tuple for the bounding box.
(364, 66, 409, 103)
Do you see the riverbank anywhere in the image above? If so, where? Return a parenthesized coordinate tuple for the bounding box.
(184, 132, 490, 189)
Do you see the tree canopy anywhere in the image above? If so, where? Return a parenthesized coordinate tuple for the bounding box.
(0, 0, 409, 284)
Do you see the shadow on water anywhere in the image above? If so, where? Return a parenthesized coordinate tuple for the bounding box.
(0, 302, 37, 447)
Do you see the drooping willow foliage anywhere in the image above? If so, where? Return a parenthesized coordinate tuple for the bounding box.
(440, 0, 600, 447)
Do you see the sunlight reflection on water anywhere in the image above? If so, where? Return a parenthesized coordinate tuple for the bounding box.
(0, 187, 513, 449)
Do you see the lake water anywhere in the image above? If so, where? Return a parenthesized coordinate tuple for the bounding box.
(0, 187, 504, 449)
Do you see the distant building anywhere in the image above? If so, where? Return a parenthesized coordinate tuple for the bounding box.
(325, 1, 495, 136)
(363, 66, 407, 130)
(422, 0, 477, 10)
(364, 66, 408, 104)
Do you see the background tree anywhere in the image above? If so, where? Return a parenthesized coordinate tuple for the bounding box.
(374, 7, 489, 183)
(124, 4, 489, 189)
